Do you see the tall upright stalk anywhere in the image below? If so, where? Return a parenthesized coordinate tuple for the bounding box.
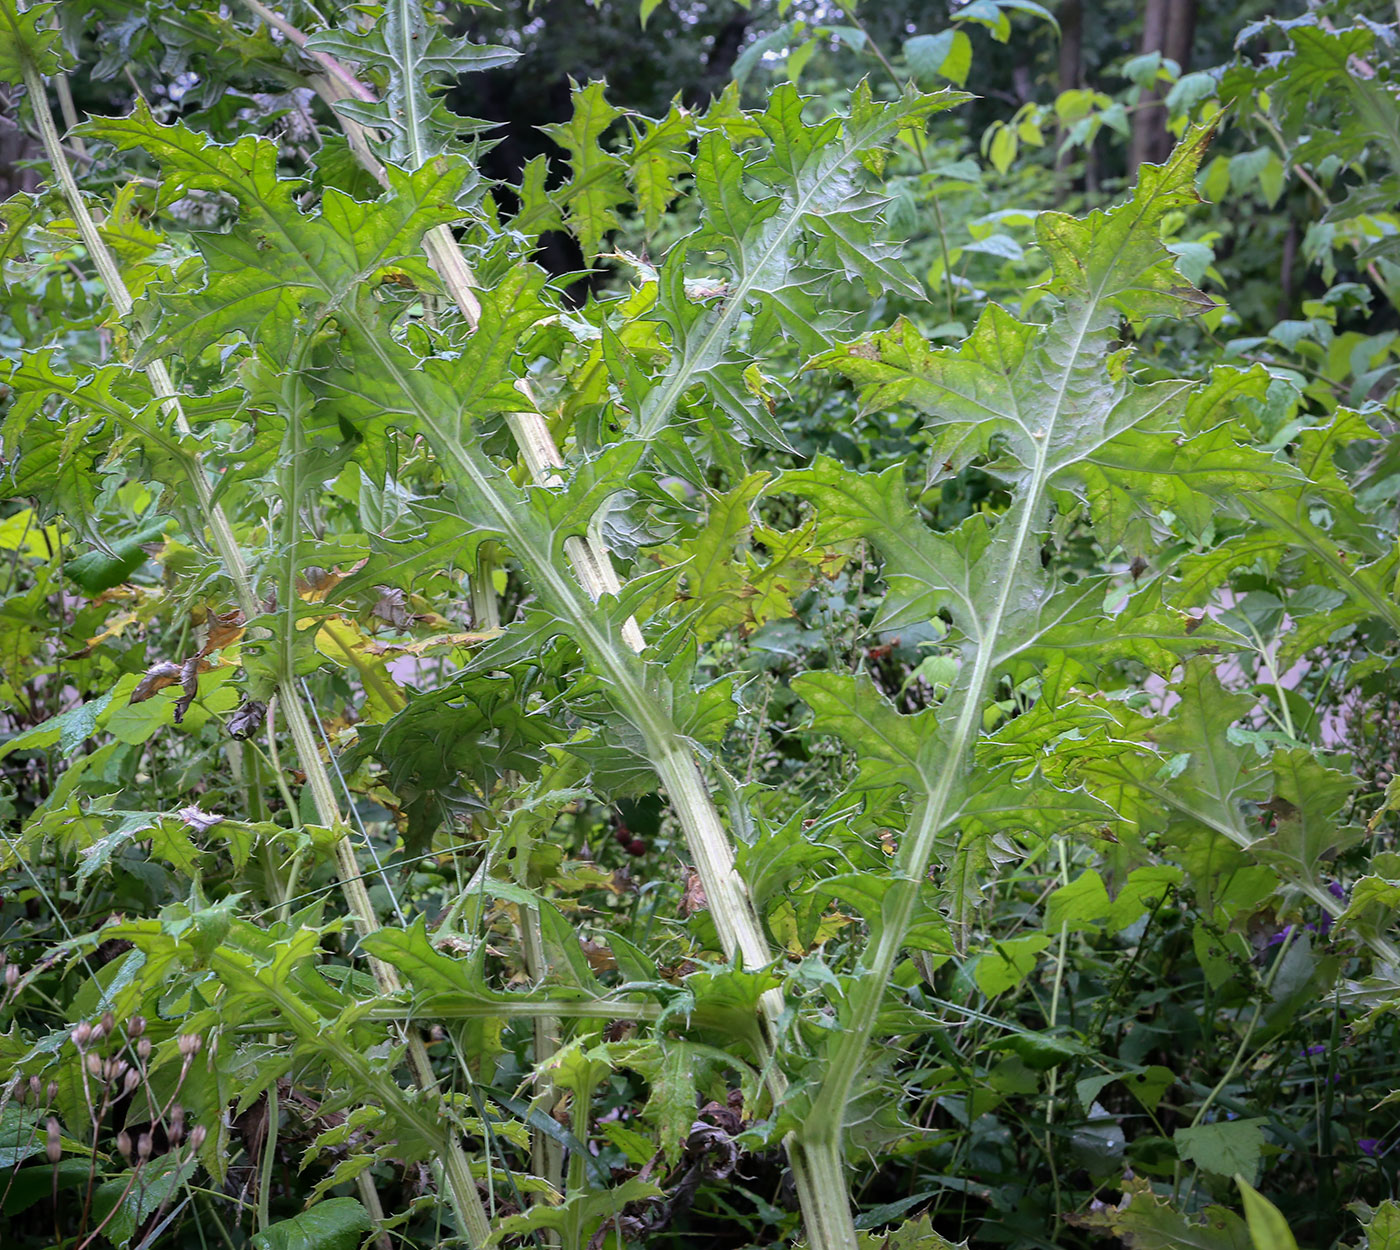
(15, 57, 494, 1247)
(249, 0, 797, 1127)
(774, 129, 1222, 1245)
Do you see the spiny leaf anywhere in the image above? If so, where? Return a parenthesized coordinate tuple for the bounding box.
(88, 103, 469, 363)
(0, 0, 66, 83)
(540, 79, 629, 262)
(305, 1, 517, 165)
(626, 103, 694, 236)
(628, 82, 968, 449)
(798, 128, 1222, 1125)
(780, 457, 987, 632)
(1039, 124, 1218, 319)
(793, 669, 938, 793)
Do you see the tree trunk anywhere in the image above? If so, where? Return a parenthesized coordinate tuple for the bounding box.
(1129, 0, 1195, 173)
(1054, 0, 1083, 201)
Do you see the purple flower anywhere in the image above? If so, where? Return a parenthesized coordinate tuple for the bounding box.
(1267, 921, 1324, 948)
(1304, 1044, 1326, 1057)
(1359, 1138, 1382, 1157)
(1329, 881, 1348, 902)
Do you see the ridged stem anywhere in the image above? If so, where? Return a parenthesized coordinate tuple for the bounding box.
(227, 3, 800, 1229)
(18, 58, 492, 1248)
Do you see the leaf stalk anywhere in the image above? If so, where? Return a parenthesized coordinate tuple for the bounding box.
(18, 55, 493, 1248)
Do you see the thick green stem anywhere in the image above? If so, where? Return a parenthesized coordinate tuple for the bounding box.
(520, 905, 564, 1198)
(791, 315, 1083, 1250)
(470, 545, 502, 634)
(20, 60, 493, 1248)
(786, 1134, 859, 1250)
(346, 319, 780, 1011)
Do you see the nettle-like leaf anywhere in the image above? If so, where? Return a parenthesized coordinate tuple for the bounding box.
(0, 0, 66, 83)
(540, 80, 632, 263)
(349, 670, 563, 855)
(1, 350, 196, 530)
(626, 102, 694, 236)
(304, 2, 518, 164)
(787, 128, 1229, 1132)
(84, 104, 781, 996)
(612, 82, 967, 452)
(641, 472, 837, 643)
(1063, 363, 1302, 551)
(89, 102, 468, 366)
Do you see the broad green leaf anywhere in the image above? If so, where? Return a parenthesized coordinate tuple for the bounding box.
(1175, 1119, 1268, 1179)
(1365, 1201, 1400, 1250)
(904, 31, 972, 89)
(251, 1198, 372, 1250)
(1045, 869, 1112, 934)
(781, 458, 986, 632)
(1066, 1176, 1251, 1248)
(799, 128, 1221, 1131)
(1084, 660, 1264, 849)
(486, 1177, 665, 1248)
(1249, 749, 1364, 886)
(89, 103, 469, 365)
(974, 933, 1050, 995)
(858, 1211, 966, 1248)
(793, 669, 939, 792)
(92, 1154, 199, 1248)
(626, 104, 694, 235)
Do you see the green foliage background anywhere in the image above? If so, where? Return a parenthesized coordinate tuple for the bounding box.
(3, 1, 1400, 1249)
